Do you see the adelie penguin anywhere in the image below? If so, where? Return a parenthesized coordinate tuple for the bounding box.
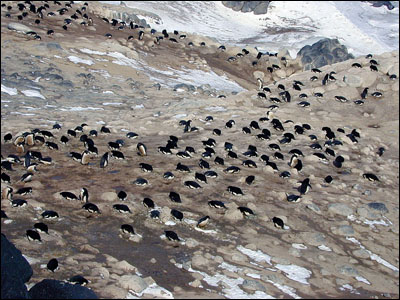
(238, 206, 255, 217)
(137, 143, 147, 156)
(363, 173, 379, 182)
(26, 229, 42, 242)
(82, 203, 101, 214)
(120, 224, 135, 236)
(272, 217, 285, 229)
(298, 178, 311, 195)
(196, 216, 210, 228)
(100, 152, 109, 168)
(47, 258, 59, 272)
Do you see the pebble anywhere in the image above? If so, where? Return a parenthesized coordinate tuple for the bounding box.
(231, 252, 248, 263)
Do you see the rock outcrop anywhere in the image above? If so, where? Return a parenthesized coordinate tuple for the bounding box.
(222, 1, 271, 15)
(297, 38, 355, 70)
(1, 234, 32, 299)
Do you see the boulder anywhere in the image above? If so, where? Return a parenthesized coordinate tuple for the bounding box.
(297, 38, 354, 70)
(253, 2, 271, 14)
(343, 74, 363, 87)
(7, 23, 32, 34)
(328, 203, 354, 216)
(119, 275, 148, 293)
(1, 234, 32, 299)
(28, 279, 98, 299)
(241, 1, 260, 12)
(222, 1, 245, 11)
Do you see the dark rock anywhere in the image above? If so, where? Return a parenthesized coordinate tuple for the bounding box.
(368, 202, 389, 213)
(1, 234, 32, 299)
(223, 1, 270, 14)
(365, 1, 395, 10)
(253, 2, 270, 14)
(28, 279, 98, 299)
(241, 1, 260, 12)
(222, 1, 245, 11)
(297, 38, 355, 70)
(173, 83, 196, 92)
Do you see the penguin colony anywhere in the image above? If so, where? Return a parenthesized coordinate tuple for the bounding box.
(1, 0, 397, 297)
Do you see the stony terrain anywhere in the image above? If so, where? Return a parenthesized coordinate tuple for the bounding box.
(1, 1, 399, 299)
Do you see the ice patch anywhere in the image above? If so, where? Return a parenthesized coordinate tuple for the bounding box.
(102, 102, 123, 106)
(346, 237, 399, 272)
(126, 283, 174, 299)
(102, 91, 114, 94)
(317, 245, 332, 252)
(21, 90, 45, 99)
(59, 106, 104, 111)
(173, 113, 187, 119)
(363, 219, 390, 228)
(204, 106, 227, 112)
(1, 85, 18, 95)
(237, 245, 273, 265)
(10, 112, 36, 116)
(80, 48, 108, 56)
(275, 264, 312, 285)
(134, 104, 145, 109)
(68, 56, 94, 65)
(292, 243, 307, 250)
(355, 276, 371, 285)
(194, 227, 218, 234)
(164, 220, 176, 226)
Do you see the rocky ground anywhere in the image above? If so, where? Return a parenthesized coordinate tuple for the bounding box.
(1, 1, 399, 299)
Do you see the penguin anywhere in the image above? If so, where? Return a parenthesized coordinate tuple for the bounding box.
(137, 143, 147, 156)
(377, 147, 385, 156)
(1, 173, 11, 184)
(324, 175, 333, 184)
(79, 188, 89, 202)
(363, 173, 379, 182)
(143, 197, 155, 209)
(243, 160, 257, 168)
(238, 206, 254, 217)
(184, 181, 202, 189)
(2, 186, 13, 200)
(361, 87, 369, 99)
(171, 209, 183, 221)
(113, 204, 131, 214)
(208, 200, 226, 209)
(196, 216, 210, 228)
(257, 78, 263, 90)
(68, 275, 88, 286)
(177, 162, 191, 172)
(163, 171, 175, 179)
(120, 224, 135, 235)
(47, 258, 59, 272)
(286, 193, 301, 203)
(111, 151, 125, 160)
(169, 191, 181, 203)
(117, 190, 127, 201)
(227, 186, 243, 196)
(81, 150, 91, 165)
(133, 177, 148, 186)
(60, 191, 78, 201)
(11, 199, 27, 208)
(26, 229, 41, 242)
(20, 172, 33, 182)
(195, 172, 207, 184)
(82, 203, 101, 214)
(204, 170, 218, 178)
(245, 175, 255, 185)
(272, 217, 285, 229)
(15, 187, 32, 196)
(34, 222, 49, 234)
(224, 166, 240, 174)
(41, 210, 59, 219)
(165, 230, 180, 242)
(280, 171, 291, 179)
(298, 178, 311, 195)
(150, 210, 160, 219)
(100, 152, 109, 168)
(139, 163, 153, 172)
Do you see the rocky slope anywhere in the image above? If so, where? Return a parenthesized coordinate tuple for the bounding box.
(1, 1, 399, 299)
